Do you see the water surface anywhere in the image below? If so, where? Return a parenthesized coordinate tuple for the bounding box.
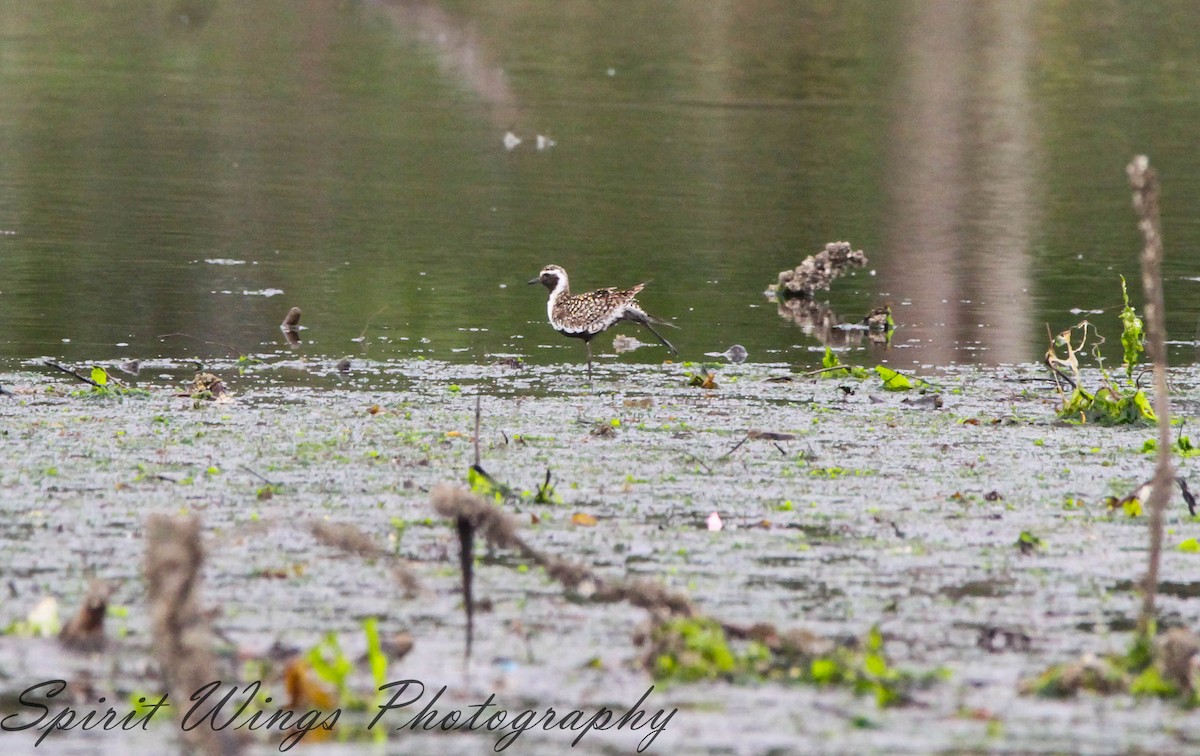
(3, 0, 1200, 370)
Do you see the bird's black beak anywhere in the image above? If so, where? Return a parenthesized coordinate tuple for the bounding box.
(527, 276, 540, 285)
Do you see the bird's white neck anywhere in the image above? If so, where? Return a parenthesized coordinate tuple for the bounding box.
(545, 273, 570, 318)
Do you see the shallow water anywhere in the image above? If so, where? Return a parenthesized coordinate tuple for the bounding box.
(3, 1, 1200, 370)
(1, 360, 1200, 753)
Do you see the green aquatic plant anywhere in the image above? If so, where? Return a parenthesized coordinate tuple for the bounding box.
(1118, 275, 1145, 381)
(1046, 297, 1154, 425)
(819, 347, 868, 380)
(649, 617, 737, 682)
(648, 620, 924, 708)
(874, 366, 931, 392)
(1024, 623, 1200, 706)
(1141, 436, 1200, 458)
(69, 365, 150, 399)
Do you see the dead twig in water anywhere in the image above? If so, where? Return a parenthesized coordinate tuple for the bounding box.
(43, 360, 103, 388)
(1128, 155, 1174, 635)
(239, 465, 276, 488)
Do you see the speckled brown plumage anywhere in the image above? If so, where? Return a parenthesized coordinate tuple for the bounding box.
(528, 264, 677, 379)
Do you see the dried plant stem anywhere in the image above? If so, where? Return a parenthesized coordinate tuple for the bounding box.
(144, 515, 240, 756)
(1128, 155, 1174, 634)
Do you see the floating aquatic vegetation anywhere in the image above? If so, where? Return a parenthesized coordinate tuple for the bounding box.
(1015, 531, 1043, 555)
(816, 347, 868, 380)
(1046, 280, 1154, 425)
(1023, 624, 1200, 706)
(686, 370, 718, 389)
(43, 360, 150, 399)
(875, 366, 931, 392)
(1141, 436, 1200, 458)
(645, 621, 928, 707)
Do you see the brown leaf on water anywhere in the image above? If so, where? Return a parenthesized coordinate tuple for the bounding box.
(624, 397, 653, 408)
(367, 405, 381, 415)
(284, 658, 337, 710)
(571, 512, 598, 527)
(688, 371, 718, 390)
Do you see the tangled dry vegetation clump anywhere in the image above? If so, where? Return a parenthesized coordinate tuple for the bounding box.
(772, 241, 868, 299)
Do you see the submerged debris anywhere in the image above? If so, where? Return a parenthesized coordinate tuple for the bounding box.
(281, 306, 302, 347)
(863, 305, 894, 332)
(190, 371, 227, 400)
(612, 335, 646, 353)
(772, 241, 868, 300)
(704, 344, 748, 363)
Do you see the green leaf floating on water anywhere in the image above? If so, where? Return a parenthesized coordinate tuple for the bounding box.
(874, 366, 923, 391)
(821, 347, 868, 380)
(91, 366, 109, 386)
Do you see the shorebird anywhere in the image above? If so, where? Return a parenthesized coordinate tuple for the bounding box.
(528, 264, 678, 379)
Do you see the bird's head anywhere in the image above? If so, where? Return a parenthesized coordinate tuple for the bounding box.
(528, 264, 567, 291)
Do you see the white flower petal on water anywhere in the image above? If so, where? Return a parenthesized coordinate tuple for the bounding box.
(706, 511, 723, 532)
(503, 131, 522, 150)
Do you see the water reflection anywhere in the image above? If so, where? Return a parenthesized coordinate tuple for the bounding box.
(367, 0, 518, 127)
(882, 0, 1037, 365)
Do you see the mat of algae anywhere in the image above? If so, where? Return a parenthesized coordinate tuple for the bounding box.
(2, 356, 1200, 754)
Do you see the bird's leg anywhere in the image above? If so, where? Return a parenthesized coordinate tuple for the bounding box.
(586, 341, 593, 382)
(641, 321, 679, 355)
